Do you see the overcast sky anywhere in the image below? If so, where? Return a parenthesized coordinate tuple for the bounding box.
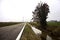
(0, 0, 60, 22)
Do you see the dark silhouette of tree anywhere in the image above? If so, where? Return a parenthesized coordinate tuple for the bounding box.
(32, 2, 49, 28)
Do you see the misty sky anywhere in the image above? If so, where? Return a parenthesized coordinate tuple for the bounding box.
(0, 0, 60, 22)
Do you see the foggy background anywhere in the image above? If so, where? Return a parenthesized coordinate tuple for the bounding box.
(0, 0, 60, 22)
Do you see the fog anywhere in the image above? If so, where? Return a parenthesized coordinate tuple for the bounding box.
(0, 0, 60, 22)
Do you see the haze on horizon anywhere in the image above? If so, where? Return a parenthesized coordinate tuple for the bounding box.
(0, 0, 60, 22)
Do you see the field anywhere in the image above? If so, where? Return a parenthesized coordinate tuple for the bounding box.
(29, 22, 60, 27)
(47, 22, 60, 26)
(0, 22, 22, 27)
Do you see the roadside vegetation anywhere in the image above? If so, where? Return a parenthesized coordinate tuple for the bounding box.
(29, 22, 60, 39)
(47, 22, 60, 36)
(0, 22, 22, 27)
(29, 22, 40, 27)
(20, 23, 41, 40)
(29, 22, 60, 31)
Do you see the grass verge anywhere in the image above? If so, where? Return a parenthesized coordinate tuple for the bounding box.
(20, 24, 41, 40)
(29, 22, 40, 27)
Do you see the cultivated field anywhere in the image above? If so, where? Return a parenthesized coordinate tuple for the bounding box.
(0, 22, 22, 27)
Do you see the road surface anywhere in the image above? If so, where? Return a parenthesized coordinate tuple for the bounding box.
(0, 23, 25, 40)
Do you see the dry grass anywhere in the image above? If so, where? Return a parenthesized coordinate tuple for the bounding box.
(20, 24, 41, 40)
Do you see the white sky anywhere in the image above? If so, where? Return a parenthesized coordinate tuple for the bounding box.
(0, 0, 60, 22)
